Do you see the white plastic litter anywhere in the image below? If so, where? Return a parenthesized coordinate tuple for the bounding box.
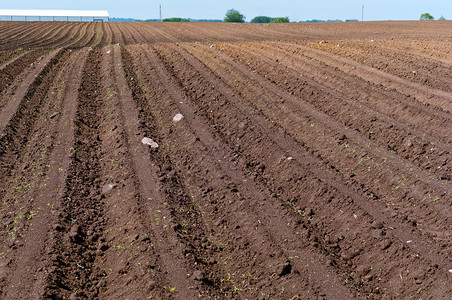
(173, 113, 184, 123)
(102, 183, 116, 194)
(107, 50, 111, 54)
(141, 137, 159, 148)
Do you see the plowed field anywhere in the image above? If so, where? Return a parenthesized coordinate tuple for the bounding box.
(0, 21, 451, 299)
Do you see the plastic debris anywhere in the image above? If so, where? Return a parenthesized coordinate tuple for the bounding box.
(142, 137, 159, 148)
(102, 183, 116, 194)
(173, 113, 184, 123)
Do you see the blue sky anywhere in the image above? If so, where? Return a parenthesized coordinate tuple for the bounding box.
(2, 0, 451, 21)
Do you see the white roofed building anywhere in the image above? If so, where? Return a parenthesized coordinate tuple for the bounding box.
(0, 9, 109, 22)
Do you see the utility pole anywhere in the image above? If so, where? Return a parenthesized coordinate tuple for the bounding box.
(362, 5, 364, 22)
(160, 5, 162, 22)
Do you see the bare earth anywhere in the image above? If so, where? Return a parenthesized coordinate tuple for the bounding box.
(0, 21, 451, 299)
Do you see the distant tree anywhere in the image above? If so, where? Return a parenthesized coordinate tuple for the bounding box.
(301, 19, 325, 23)
(301, 19, 343, 23)
(438, 15, 446, 20)
(270, 17, 290, 23)
(110, 17, 143, 22)
(162, 17, 190, 22)
(224, 9, 245, 23)
(194, 19, 224, 22)
(345, 19, 359, 22)
(251, 16, 273, 23)
(420, 13, 434, 20)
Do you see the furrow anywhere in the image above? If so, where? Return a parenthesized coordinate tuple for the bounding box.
(0, 23, 38, 48)
(0, 48, 88, 299)
(91, 23, 105, 47)
(379, 38, 452, 64)
(0, 49, 66, 195)
(43, 48, 105, 299)
(0, 49, 29, 69)
(0, 49, 56, 123)
(292, 42, 452, 112)
(66, 23, 90, 49)
(128, 23, 158, 43)
(106, 44, 206, 298)
(21, 23, 69, 49)
(141, 24, 178, 43)
(7, 23, 54, 48)
(152, 43, 451, 298)
(210, 42, 452, 233)
(131, 43, 360, 298)
(109, 23, 126, 45)
(262, 41, 452, 141)
(101, 22, 113, 46)
(77, 23, 97, 48)
(70, 45, 174, 299)
(122, 23, 147, 44)
(313, 40, 452, 91)
(33, 23, 75, 49)
(0, 49, 49, 101)
(212, 42, 452, 186)
(116, 23, 138, 45)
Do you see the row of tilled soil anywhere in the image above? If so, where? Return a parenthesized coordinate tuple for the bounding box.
(294, 40, 452, 106)
(1, 21, 452, 50)
(148, 42, 451, 297)
(0, 25, 450, 299)
(0, 47, 82, 298)
(123, 44, 352, 299)
(208, 41, 451, 231)
(378, 37, 452, 65)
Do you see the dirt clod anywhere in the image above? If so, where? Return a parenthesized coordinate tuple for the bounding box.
(192, 270, 206, 281)
(275, 261, 292, 277)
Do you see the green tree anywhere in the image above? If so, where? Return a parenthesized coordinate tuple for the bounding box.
(162, 17, 190, 22)
(224, 9, 245, 23)
(270, 17, 290, 23)
(251, 16, 273, 23)
(420, 13, 434, 20)
(438, 15, 446, 20)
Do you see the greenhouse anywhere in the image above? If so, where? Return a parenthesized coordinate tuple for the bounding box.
(0, 9, 109, 22)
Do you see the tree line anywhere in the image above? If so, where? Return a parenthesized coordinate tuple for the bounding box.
(135, 9, 448, 23)
(224, 9, 290, 23)
(222, 9, 360, 23)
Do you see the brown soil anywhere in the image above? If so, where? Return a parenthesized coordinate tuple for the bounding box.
(0, 21, 451, 299)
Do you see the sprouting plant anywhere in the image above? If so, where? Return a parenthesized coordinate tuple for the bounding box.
(25, 211, 36, 220)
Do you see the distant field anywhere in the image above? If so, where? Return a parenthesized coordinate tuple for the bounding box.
(0, 21, 451, 299)
(0, 20, 451, 49)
